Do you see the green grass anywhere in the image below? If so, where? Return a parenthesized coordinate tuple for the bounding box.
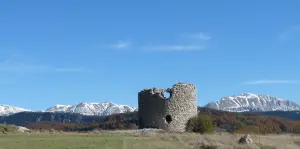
(0, 133, 185, 149)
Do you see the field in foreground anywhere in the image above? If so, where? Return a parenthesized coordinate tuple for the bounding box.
(0, 131, 299, 149)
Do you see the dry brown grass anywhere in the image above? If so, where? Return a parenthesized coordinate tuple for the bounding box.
(85, 130, 300, 149)
(1, 130, 299, 149)
(187, 133, 300, 149)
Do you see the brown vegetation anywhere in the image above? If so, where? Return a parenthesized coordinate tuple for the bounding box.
(24, 108, 300, 135)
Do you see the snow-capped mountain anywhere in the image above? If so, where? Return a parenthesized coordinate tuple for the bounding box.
(45, 102, 137, 116)
(46, 104, 72, 112)
(205, 93, 300, 112)
(0, 105, 31, 116)
(0, 102, 137, 116)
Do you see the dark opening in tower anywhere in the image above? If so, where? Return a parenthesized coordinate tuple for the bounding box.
(165, 115, 172, 124)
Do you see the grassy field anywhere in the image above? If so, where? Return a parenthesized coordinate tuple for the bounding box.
(0, 131, 299, 149)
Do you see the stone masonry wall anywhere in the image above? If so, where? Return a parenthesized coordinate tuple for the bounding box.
(138, 82, 197, 132)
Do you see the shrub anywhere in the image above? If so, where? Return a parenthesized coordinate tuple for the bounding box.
(0, 124, 17, 134)
(186, 114, 213, 134)
(195, 143, 218, 149)
(126, 123, 138, 129)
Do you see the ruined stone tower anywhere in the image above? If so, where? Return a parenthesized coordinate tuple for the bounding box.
(138, 82, 197, 132)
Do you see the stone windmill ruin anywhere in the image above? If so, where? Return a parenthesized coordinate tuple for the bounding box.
(138, 82, 198, 132)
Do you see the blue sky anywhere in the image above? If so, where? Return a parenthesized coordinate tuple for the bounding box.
(0, 0, 299, 110)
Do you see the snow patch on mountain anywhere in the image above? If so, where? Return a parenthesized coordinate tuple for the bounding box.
(205, 93, 300, 112)
(0, 105, 31, 116)
(0, 102, 137, 116)
(45, 102, 137, 116)
(46, 104, 72, 112)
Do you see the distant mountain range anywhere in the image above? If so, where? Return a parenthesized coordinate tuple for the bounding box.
(205, 93, 300, 112)
(0, 102, 137, 116)
(0, 107, 298, 129)
(0, 105, 32, 116)
(1, 93, 299, 117)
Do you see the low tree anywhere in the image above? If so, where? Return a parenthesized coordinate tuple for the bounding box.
(186, 114, 213, 134)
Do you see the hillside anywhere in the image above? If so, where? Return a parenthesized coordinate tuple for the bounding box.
(246, 111, 300, 120)
(5, 107, 295, 134)
(0, 112, 106, 126)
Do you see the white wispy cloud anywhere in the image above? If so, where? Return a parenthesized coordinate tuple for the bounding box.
(0, 60, 46, 73)
(242, 80, 300, 85)
(182, 32, 212, 41)
(279, 24, 300, 40)
(140, 32, 211, 52)
(107, 41, 131, 49)
(141, 45, 205, 52)
(100, 32, 211, 52)
(0, 60, 88, 73)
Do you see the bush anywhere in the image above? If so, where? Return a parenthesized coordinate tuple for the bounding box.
(0, 124, 17, 134)
(195, 143, 218, 149)
(126, 123, 138, 129)
(186, 114, 213, 134)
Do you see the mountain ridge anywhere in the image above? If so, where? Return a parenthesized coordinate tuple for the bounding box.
(45, 102, 137, 116)
(0, 102, 137, 117)
(0, 105, 32, 116)
(205, 93, 300, 112)
(1, 93, 299, 116)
